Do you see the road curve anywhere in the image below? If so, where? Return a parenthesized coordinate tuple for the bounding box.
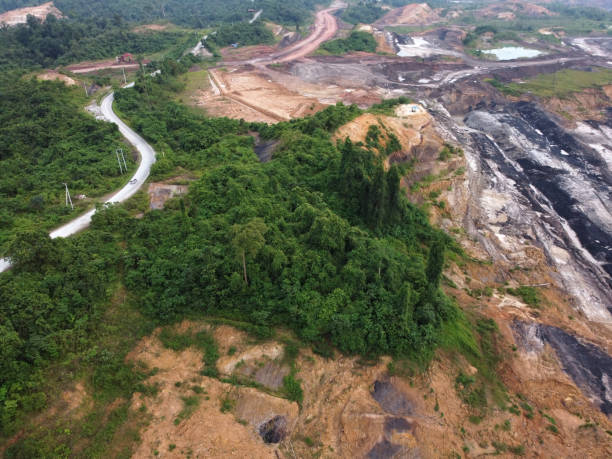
(0, 87, 156, 272)
(249, 4, 343, 65)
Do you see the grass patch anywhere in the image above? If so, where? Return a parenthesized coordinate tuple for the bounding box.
(505, 286, 541, 308)
(177, 69, 210, 105)
(174, 395, 200, 425)
(159, 328, 194, 351)
(489, 69, 612, 99)
(220, 395, 235, 413)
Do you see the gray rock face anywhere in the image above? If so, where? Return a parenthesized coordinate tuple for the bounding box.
(513, 321, 612, 415)
(428, 99, 612, 322)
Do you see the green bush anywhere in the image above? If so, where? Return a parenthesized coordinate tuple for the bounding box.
(320, 31, 377, 55)
(283, 373, 303, 404)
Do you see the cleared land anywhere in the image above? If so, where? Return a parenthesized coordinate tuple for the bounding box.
(0, 1, 62, 26)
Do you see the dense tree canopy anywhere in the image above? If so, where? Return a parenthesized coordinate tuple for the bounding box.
(340, 1, 385, 25)
(0, 0, 319, 28)
(112, 73, 456, 359)
(0, 14, 191, 70)
(205, 22, 275, 49)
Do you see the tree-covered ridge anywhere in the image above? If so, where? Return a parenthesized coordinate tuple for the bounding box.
(0, 0, 319, 27)
(0, 78, 132, 253)
(0, 14, 191, 70)
(112, 72, 457, 358)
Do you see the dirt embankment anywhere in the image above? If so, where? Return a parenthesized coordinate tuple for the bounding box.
(333, 103, 443, 169)
(65, 59, 148, 74)
(376, 3, 441, 26)
(0, 1, 62, 26)
(478, 1, 557, 19)
(132, 24, 169, 33)
(540, 86, 612, 124)
(36, 70, 77, 86)
(121, 312, 612, 459)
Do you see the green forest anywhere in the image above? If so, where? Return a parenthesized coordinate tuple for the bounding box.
(114, 68, 457, 358)
(0, 14, 192, 71)
(320, 30, 378, 54)
(0, 0, 319, 27)
(0, 77, 134, 254)
(205, 22, 275, 49)
(340, 1, 385, 25)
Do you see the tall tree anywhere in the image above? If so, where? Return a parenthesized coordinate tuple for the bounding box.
(231, 218, 268, 284)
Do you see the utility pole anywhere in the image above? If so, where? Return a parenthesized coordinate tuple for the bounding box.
(116, 149, 124, 174)
(122, 67, 127, 85)
(118, 148, 128, 171)
(82, 82, 88, 97)
(64, 183, 74, 210)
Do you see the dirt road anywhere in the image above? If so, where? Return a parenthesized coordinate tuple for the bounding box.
(251, 3, 344, 64)
(66, 61, 148, 74)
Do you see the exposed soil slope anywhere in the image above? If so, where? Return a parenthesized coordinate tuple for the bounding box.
(36, 70, 76, 86)
(333, 104, 443, 168)
(0, 1, 62, 26)
(376, 3, 440, 26)
(123, 318, 612, 458)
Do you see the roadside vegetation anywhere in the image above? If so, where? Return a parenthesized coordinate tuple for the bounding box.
(0, 77, 135, 254)
(487, 68, 612, 99)
(319, 31, 377, 55)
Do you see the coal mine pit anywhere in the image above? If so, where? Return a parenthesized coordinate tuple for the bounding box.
(367, 439, 403, 459)
(258, 415, 288, 443)
(371, 380, 414, 416)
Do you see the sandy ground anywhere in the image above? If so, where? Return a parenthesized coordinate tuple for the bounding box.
(122, 313, 612, 459)
(199, 68, 326, 122)
(0, 1, 62, 26)
(133, 24, 169, 33)
(376, 3, 441, 26)
(36, 70, 76, 86)
(148, 182, 189, 210)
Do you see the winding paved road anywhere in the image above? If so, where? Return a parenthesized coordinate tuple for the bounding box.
(0, 87, 156, 272)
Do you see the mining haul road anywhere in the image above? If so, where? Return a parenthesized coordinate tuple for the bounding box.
(251, 3, 343, 64)
(0, 85, 156, 272)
